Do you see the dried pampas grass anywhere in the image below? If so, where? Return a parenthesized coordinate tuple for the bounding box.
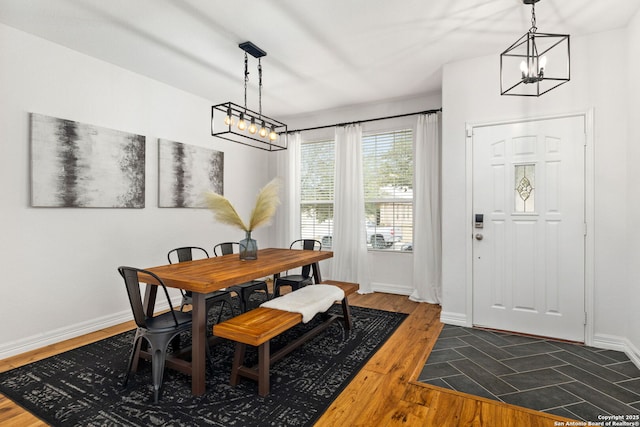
(205, 177, 281, 232)
(249, 178, 281, 230)
(205, 192, 248, 231)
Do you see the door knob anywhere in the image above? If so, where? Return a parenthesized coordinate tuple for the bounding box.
(475, 233, 483, 241)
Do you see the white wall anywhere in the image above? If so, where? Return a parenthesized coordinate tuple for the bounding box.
(441, 25, 639, 361)
(0, 24, 271, 358)
(625, 9, 640, 362)
(277, 93, 442, 295)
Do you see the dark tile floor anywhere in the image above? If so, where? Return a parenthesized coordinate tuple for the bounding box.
(419, 325, 640, 422)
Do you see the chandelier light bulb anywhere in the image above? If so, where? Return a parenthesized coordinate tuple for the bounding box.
(259, 121, 268, 138)
(538, 56, 547, 73)
(520, 60, 528, 78)
(248, 117, 257, 134)
(269, 125, 278, 141)
(238, 113, 246, 131)
(224, 107, 234, 126)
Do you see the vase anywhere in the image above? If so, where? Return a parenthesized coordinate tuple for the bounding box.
(239, 231, 258, 260)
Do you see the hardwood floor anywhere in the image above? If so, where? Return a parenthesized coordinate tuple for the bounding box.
(0, 293, 575, 426)
(316, 293, 576, 426)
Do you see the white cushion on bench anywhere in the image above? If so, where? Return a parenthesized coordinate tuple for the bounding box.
(260, 284, 345, 323)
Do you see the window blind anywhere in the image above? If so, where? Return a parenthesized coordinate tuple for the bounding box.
(299, 129, 414, 251)
(362, 129, 413, 250)
(300, 140, 335, 246)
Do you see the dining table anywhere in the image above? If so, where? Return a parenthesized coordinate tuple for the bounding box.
(139, 247, 333, 396)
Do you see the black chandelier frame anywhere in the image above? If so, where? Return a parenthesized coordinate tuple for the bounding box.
(211, 101, 287, 151)
(500, 0, 570, 97)
(211, 41, 287, 151)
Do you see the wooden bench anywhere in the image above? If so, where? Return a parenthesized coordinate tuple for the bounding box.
(213, 280, 359, 396)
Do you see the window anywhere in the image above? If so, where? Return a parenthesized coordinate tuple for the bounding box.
(300, 140, 335, 247)
(299, 129, 414, 251)
(514, 164, 535, 213)
(363, 130, 413, 250)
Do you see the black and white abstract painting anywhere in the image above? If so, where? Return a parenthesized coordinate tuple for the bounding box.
(158, 139, 224, 208)
(30, 113, 146, 208)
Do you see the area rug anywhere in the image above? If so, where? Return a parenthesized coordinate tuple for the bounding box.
(0, 305, 406, 426)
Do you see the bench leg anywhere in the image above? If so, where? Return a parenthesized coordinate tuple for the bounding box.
(341, 298, 353, 330)
(229, 340, 272, 396)
(230, 342, 246, 386)
(257, 341, 270, 397)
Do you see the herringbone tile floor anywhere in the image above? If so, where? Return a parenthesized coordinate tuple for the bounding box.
(419, 325, 640, 422)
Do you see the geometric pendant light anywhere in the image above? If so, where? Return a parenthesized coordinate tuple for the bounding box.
(211, 41, 287, 151)
(500, 0, 570, 96)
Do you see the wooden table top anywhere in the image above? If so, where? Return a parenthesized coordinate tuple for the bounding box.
(142, 247, 333, 293)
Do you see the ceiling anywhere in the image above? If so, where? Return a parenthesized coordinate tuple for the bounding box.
(0, 0, 638, 118)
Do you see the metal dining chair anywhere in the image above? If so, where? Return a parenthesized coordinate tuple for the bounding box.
(213, 242, 270, 312)
(118, 266, 192, 403)
(273, 239, 322, 297)
(167, 246, 238, 322)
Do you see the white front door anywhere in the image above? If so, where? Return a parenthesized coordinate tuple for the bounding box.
(472, 116, 585, 342)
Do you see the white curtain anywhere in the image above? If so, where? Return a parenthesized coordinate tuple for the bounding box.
(274, 132, 301, 249)
(331, 124, 371, 292)
(410, 113, 442, 304)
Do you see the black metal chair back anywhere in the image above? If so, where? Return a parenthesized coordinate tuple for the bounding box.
(213, 241, 270, 311)
(118, 266, 180, 329)
(290, 239, 322, 278)
(213, 242, 239, 257)
(168, 245, 239, 319)
(273, 239, 322, 297)
(167, 247, 209, 304)
(167, 246, 209, 264)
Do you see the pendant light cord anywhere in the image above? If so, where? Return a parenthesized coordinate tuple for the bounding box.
(258, 58, 263, 119)
(530, 2, 537, 33)
(243, 52, 249, 112)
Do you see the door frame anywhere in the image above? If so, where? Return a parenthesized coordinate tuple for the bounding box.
(464, 110, 595, 345)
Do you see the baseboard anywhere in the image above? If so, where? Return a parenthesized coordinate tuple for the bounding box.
(0, 299, 176, 360)
(440, 311, 468, 327)
(370, 281, 413, 296)
(593, 333, 640, 369)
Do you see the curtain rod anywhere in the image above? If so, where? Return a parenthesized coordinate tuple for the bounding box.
(285, 108, 442, 134)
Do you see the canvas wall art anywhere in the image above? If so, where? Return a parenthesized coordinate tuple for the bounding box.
(30, 113, 146, 208)
(158, 139, 224, 208)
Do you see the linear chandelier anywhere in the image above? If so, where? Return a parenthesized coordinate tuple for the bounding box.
(500, 0, 570, 96)
(211, 42, 287, 151)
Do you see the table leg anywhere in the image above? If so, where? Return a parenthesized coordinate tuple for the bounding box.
(191, 292, 206, 395)
(312, 262, 322, 284)
(341, 298, 353, 330)
(142, 284, 158, 317)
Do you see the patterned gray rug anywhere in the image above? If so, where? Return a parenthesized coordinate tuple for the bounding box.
(0, 305, 406, 426)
